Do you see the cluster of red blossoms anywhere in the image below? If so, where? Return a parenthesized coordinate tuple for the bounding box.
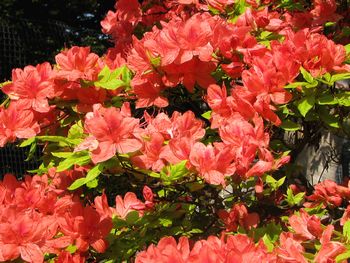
(0, 171, 153, 262)
(1, 0, 350, 262)
(136, 227, 346, 263)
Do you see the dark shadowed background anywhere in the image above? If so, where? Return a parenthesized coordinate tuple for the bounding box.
(0, 0, 115, 81)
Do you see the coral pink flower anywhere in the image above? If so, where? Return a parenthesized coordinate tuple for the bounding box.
(59, 203, 112, 253)
(274, 232, 307, 263)
(2, 62, 54, 113)
(56, 251, 85, 263)
(0, 102, 40, 147)
(143, 112, 173, 138)
(136, 236, 191, 263)
(94, 193, 114, 219)
(189, 142, 235, 185)
(284, 30, 349, 77)
(55, 46, 99, 81)
(306, 180, 343, 207)
(0, 213, 54, 263)
(241, 54, 294, 125)
(178, 0, 200, 4)
(314, 225, 347, 263)
(218, 203, 259, 232)
(225, 235, 275, 262)
(160, 135, 195, 166)
(136, 235, 275, 262)
(0, 173, 21, 205)
(175, 13, 213, 63)
(132, 72, 169, 108)
(143, 186, 155, 209)
(100, 10, 118, 35)
(114, 0, 141, 24)
(163, 58, 216, 92)
(190, 236, 227, 262)
(76, 104, 142, 163)
(131, 132, 166, 171)
(115, 192, 146, 219)
(340, 204, 350, 226)
(311, 0, 341, 25)
(206, 0, 235, 12)
(170, 111, 205, 140)
(289, 209, 323, 241)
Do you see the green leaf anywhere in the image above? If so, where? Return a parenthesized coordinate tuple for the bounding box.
(343, 220, 350, 241)
(336, 250, 350, 263)
(323, 72, 332, 83)
(293, 192, 305, 205)
(97, 65, 111, 82)
(345, 43, 350, 54)
(94, 65, 131, 90)
(68, 178, 87, 191)
(266, 175, 285, 191)
(85, 163, 104, 184)
(251, 222, 282, 242)
(280, 120, 301, 131)
(275, 0, 304, 10)
(187, 228, 203, 234)
(86, 178, 98, 188)
(277, 177, 286, 188)
(296, 95, 315, 117)
(304, 203, 327, 217)
(335, 92, 350, 106)
(300, 67, 314, 83)
(159, 218, 172, 227)
(36, 135, 81, 146)
(262, 234, 274, 252)
(285, 188, 305, 206)
(331, 73, 350, 84)
(319, 107, 339, 128)
(113, 217, 128, 228)
(260, 31, 272, 39)
(148, 171, 161, 178)
(227, 0, 247, 22)
(121, 68, 132, 86)
(305, 80, 318, 88)
(160, 160, 189, 184)
(98, 79, 125, 90)
(25, 141, 38, 162)
(201, 111, 212, 120)
(56, 151, 90, 172)
(65, 245, 77, 254)
(125, 211, 139, 225)
(67, 160, 116, 190)
(284, 82, 308, 89)
(68, 121, 84, 139)
(51, 152, 74, 158)
(266, 175, 277, 185)
(19, 137, 36, 147)
(317, 94, 338, 105)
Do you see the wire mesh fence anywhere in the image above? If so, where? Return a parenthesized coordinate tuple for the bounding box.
(0, 16, 107, 80)
(0, 144, 43, 180)
(0, 17, 106, 178)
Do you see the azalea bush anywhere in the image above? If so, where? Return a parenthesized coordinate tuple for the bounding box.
(1, 0, 350, 262)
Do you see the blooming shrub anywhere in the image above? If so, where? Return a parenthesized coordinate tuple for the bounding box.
(1, 0, 350, 262)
